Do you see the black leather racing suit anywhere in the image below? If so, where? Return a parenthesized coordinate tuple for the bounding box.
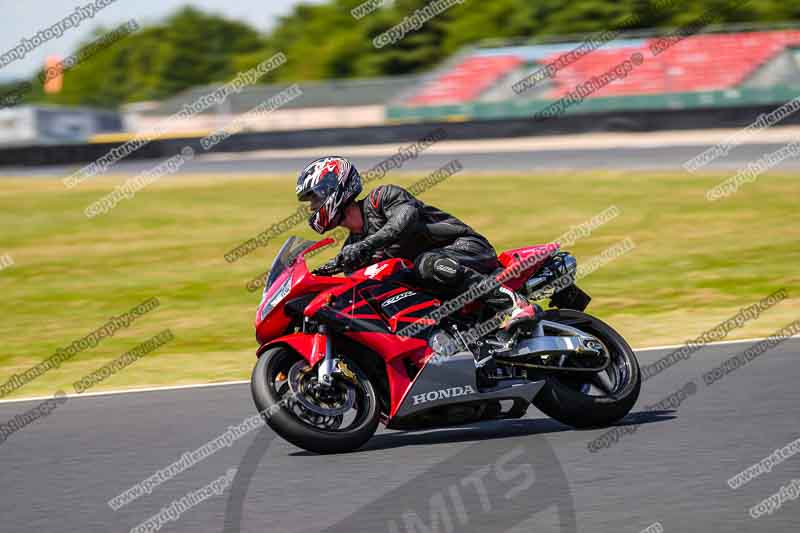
(323, 184, 501, 298)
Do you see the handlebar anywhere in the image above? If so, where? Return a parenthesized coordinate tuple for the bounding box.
(313, 254, 346, 276)
(313, 252, 376, 277)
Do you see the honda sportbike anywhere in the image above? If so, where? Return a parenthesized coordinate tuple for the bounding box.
(251, 236, 641, 454)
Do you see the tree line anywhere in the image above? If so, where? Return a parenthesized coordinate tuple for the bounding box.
(3, 0, 797, 108)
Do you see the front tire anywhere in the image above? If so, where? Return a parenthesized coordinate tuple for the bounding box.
(532, 310, 641, 428)
(251, 346, 379, 454)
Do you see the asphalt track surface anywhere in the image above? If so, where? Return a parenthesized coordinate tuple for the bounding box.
(2, 142, 800, 176)
(1, 337, 798, 533)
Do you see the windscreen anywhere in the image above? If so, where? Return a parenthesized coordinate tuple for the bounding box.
(264, 236, 318, 291)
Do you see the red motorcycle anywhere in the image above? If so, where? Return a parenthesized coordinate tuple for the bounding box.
(251, 236, 641, 454)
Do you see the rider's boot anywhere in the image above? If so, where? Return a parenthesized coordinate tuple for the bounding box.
(486, 286, 542, 331)
(471, 287, 541, 384)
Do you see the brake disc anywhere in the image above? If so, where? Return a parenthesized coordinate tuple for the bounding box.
(287, 360, 355, 417)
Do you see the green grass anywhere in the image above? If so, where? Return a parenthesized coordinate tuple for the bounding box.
(0, 169, 797, 399)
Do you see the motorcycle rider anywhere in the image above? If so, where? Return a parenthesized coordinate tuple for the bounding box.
(296, 156, 539, 333)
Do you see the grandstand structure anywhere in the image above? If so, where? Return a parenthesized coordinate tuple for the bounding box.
(122, 76, 420, 137)
(389, 27, 800, 122)
(115, 26, 800, 139)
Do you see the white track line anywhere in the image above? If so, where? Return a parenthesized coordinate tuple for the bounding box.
(0, 380, 250, 405)
(0, 335, 797, 405)
(632, 335, 800, 352)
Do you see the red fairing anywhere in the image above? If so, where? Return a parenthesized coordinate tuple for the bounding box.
(386, 359, 414, 418)
(303, 278, 358, 318)
(253, 237, 560, 424)
(257, 332, 327, 366)
(257, 331, 430, 416)
(300, 237, 337, 256)
(344, 331, 430, 416)
(496, 243, 560, 290)
(303, 257, 415, 319)
(254, 242, 342, 344)
(351, 257, 414, 281)
(254, 268, 293, 343)
(344, 332, 428, 363)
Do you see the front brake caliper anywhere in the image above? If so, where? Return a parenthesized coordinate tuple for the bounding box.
(335, 359, 357, 383)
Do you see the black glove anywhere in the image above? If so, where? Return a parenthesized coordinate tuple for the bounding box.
(339, 240, 374, 269)
(312, 258, 341, 276)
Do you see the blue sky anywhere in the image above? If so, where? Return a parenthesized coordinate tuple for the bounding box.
(0, 0, 325, 81)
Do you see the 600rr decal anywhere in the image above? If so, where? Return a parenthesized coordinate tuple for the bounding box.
(381, 291, 415, 307)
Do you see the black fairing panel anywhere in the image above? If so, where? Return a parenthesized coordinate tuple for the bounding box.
(326, 274, 440, 336)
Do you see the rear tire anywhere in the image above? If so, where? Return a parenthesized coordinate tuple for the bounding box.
(251, 346, 379, 454)
(532, 310, 641, 428)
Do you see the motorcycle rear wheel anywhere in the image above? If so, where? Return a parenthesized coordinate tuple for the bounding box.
(531, 309, 641, 428)
(251, 346, 379, 454)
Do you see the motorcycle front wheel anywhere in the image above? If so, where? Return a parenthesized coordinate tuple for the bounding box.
(251, 346, 379, 454)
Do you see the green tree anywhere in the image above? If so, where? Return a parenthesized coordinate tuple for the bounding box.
(15, 0, 799, 108)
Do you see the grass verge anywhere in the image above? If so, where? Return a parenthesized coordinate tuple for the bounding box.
(0, 169, 797, 399)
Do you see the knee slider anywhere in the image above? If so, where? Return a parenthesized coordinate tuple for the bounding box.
(416, 253, 463, 287)
(415, 252, 438, 283)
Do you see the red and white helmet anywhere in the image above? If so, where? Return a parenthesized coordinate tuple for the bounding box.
(296, 156, 363, 233)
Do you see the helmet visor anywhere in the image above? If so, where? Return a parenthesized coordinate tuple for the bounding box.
(297, 162, 341, 202)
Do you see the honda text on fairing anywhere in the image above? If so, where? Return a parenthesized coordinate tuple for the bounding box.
(250, 236, 641, 454)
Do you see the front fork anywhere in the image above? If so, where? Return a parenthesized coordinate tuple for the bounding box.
(316, 325, 336, 386)
(315, 324, 356, 387)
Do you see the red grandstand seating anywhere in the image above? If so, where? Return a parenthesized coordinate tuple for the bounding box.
(548, 30, 800, 98)
(406, 55, 522, 105)
(401, 30, 800, 105)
